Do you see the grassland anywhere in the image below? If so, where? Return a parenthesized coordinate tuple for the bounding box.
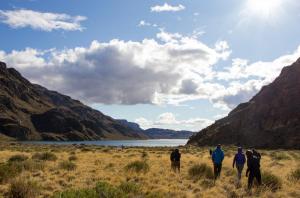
(0, 142, 299, 198)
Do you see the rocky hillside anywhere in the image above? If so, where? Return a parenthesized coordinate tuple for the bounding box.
(117, 119, 194, 139)
(187, 58, 300, 149)
(0, 62, 145, 141)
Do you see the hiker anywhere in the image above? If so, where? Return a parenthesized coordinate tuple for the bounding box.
(246, 149, 262, 189)
(211, 144, 224, 180)
(170, 149, 181, 172)
(232, 147, 246, 185)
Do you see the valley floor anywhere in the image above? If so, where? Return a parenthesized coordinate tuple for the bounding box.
(0, 143, 299, 198)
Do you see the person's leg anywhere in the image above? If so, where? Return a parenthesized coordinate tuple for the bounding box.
(256, 169, 262, 186)
(213, 163, 218, 180)
(218, 163, 222, 178)
(248, 172, 254, 190)
(236, 164, 243, 181)
(178, 162, 180, 173)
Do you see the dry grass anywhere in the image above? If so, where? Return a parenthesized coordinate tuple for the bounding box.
(0, 143, 299, 198)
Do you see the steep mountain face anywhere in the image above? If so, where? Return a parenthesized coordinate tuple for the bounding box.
(187, 58, 300, 149)
(117, 119, 194, 139)
(0, 62, 145, 140)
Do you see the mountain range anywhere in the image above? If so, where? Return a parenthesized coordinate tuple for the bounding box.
(117, 119, 194, 139)
(187, 58, 300, 149)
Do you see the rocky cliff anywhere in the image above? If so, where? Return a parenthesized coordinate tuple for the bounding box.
(0, 62, 145, 140)
(187, 58, 300, 149)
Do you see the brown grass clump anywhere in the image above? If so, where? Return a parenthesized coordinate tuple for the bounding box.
(188, 163, 214, 180)
(32, 152, 57, 161)
(59, 161, 77, 171)
(262, 171, 282, 191)
(8, 178, 40, 198)
(125, 160, 149, 173)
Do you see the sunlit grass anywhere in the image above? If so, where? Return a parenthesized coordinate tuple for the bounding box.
(0, 143, 299, 197)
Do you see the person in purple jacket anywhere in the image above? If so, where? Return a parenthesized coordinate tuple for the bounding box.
(232, 147, 246, 185)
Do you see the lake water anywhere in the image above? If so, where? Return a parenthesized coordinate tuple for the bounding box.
(23, 139, 189, 147)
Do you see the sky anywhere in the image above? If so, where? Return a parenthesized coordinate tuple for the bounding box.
(1, 0, 300, 131)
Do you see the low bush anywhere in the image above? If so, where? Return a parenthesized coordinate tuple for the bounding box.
(8, 178, 40, 198)
(53, 189, 97, 198)
(95, 181, 124, 198)
(68, 155, 78, 161)
(0, 163, 23, 183)
(59, 161, 76, 171)
(188, 163, 214, 180)
(118, 181, 140, 194)
(32, 152, 57, 161)
(8, 154, 28, 162)
(289, 168, 300, 181)
(125, 160, 149, 173)
(262, 171, 282, 191)
(270, 152, 291, 161)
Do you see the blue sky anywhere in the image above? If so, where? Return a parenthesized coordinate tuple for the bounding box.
(1, 0, 300, 131)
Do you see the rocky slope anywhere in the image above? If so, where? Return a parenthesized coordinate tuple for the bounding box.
(117, 119, 194, 139)
(0, 62, 145, 141)
(187, 58, 300, 149)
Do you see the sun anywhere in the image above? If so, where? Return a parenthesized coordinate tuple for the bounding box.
(245, 0, 283, 19)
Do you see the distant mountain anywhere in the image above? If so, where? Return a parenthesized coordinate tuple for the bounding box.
(117, 119, 194, 139)
(0, 62, 145, 141)
(187, 58, 300, 149)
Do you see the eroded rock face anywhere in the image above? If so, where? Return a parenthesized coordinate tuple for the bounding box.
(187, 58, 300, 149)
(0, 62, 145, 140)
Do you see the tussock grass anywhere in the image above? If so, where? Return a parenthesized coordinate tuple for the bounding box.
(32, 152, 57, 161)
(289, 168, 300, 181)
(125, 160, 149, 173)
(8, 154, 28, 162)
(68, 155, 78, 161)
(188, 163, 214, 180)
(0, 144, 299, 197)
(8, 178, 40, 198)
(59, 161, 76, 171)
(262, 171, 282, 191)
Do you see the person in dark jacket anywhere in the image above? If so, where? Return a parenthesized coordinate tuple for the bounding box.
(232, 147, 246, 185)
(170, 149, 181, 172)
(211, 144, 224, 180)
(246, 149, 262, 189)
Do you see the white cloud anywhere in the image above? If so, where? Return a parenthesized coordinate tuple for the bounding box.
(0, 29, 230, 105)
(151, 3, 185, 12)
(0, 9, 86, 31)
(135, 112, 213, 131)
(138, 20, 151, 27)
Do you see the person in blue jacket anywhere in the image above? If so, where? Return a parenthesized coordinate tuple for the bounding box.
(211, 144, 224, 180)
(232, 147, 246, 185)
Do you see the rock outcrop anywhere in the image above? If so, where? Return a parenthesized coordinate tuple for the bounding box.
(0, 62, 145, 140)
(187, 58, 300, 149)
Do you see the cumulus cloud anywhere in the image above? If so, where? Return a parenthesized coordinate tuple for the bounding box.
(0, 29, 230, 105)
(0, 9, 86, 31)
(212, 46, 300, 110)
(135, 112, 213, 131)
(151, 3, 185, 12)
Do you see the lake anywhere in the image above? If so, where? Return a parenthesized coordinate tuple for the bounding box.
(22, 139, 189, 147)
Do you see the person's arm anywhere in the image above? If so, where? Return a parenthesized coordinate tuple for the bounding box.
(232, 155, 236, 168)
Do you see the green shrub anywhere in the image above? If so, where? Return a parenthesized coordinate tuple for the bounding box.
(125, 160, 149, 173)
(262, 171, 282, 191)
(270, 152, 291, 161)
(32, 152, 57, 161)
(289, 168, 300, 181)
(8, 154, 28, 162)
(118, 182, 140, 194)
(0, 163, 23, 183)
(52, 189, 97, 198)
(95, 181, 124, 198)
(68, 155, 78, 161)
(188, 163, 214, 180)
(8, 178, 40, 198)
(59, 161, 76, 171)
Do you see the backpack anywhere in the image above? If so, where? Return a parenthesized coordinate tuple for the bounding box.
(235, 153, 245, 165)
